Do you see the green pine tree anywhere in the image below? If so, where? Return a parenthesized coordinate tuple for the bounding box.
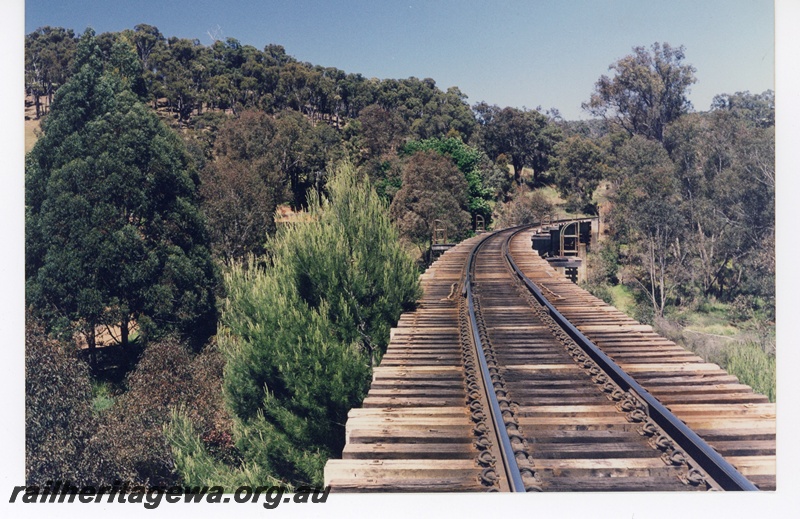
(167, 160, 420, 487)
(26, 29, 218, 352)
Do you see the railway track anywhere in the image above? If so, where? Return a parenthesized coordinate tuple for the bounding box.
(324, 224, 776, 491)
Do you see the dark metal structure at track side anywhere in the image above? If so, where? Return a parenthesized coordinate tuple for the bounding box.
(324, 224, 775, 491)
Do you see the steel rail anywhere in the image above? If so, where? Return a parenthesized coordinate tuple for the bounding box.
(462, 228, 527, 492)
(502, 225, 759, 491)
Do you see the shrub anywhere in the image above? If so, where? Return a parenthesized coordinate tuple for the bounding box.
(581, 282, 614, 305)
(26, 317, 98, 486)
(82, 338, 231, 486)
(720, 342, 776, 402)
(493, 185, 554, 228)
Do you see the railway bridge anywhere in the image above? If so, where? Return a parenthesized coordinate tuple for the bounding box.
(324, 223, 776, 492)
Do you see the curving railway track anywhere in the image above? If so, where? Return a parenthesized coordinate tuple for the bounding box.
(324, 224, 776, 492)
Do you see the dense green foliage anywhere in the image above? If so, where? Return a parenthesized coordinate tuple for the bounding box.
(26, 25, 476, 140)
(402, 137, 495, 224)
(493, 185, 555, 228)
(26, 30, 218, 350)
(553, 135, 607, 213)
(25, 24, 568, 245)
(572, 44, 775, 400)
(572, 44, 775, 325)
(600, 95, 775, 320)
(199, 110, 286, 261)
(474, 103, 563, 183)
(169, 162, 420, 486)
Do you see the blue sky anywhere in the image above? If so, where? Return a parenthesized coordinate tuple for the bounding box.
(24, 0, 774, 120)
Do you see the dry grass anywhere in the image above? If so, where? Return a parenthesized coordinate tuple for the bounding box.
(25, 119, 40, 153)
(275, 204, 315, 224)
(25, 95, 44, 153)
(655, 315, 776, 402)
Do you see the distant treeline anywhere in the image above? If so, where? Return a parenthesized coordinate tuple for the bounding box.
(27, 26, 578, 258)
(25, 24, 478, 136)
(25, 26, 775, 323)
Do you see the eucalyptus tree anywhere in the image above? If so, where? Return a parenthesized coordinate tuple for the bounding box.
(24, 26, 78, 118)
(583, 42, 697, 142)
(552, 135, 607, 213)
(663, 97, 775, 304)
(607, 136, 686, 318)
(402, 137, 495, 225)
(199, 110, 284, 261)
(157, 36, 206, 121)
(390, 150, 472, 249)
(474, 103, 561, 184)
(357, 104, 409, 159)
